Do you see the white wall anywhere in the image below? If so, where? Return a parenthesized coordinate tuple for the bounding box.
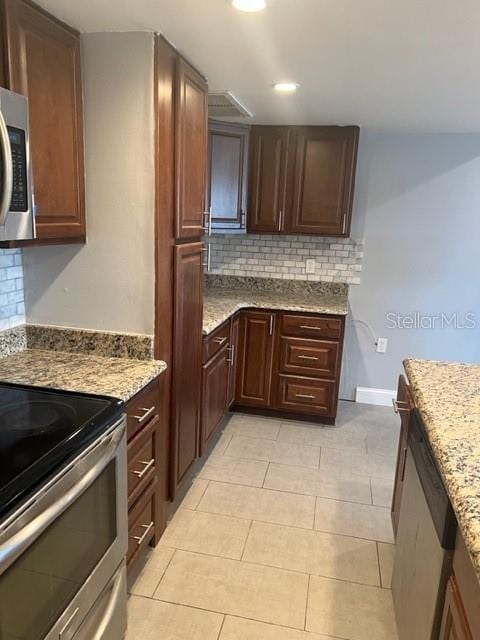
(23, 32, 156, 334)
(341, 131, 480, 399)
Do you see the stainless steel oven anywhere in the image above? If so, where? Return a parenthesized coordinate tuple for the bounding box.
(0, 416, 128, 640)
(0, 87, 35, 242)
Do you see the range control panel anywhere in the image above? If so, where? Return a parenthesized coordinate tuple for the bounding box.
(8, 126, 28, 213)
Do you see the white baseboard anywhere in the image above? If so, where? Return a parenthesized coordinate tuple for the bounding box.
(355, 387, 396, 406)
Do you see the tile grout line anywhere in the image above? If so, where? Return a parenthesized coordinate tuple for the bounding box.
(216, 614, 226, 640)
(375, 541, 383, 588)
(151, 548, 177, 597)
(304, 573, 311, 631)
(240, 520, 254, 561)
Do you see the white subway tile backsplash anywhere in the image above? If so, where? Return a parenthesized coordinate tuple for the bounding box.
(0, 249, 25, 328)
(207, 234, 363, 284)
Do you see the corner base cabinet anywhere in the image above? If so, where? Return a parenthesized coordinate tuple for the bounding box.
(233, 309, 345, 422)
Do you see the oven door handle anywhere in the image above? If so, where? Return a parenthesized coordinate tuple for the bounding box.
(0, 107, 13, 227)
(0, 422, 126, 575)
(90, 564, 126, 640)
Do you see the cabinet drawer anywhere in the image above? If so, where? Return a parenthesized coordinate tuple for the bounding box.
(126, 380, 160, 441)
(276, 374, 336, 416)
(127, 415, 159, 507)
(127, 481, 157, 566)
(281, 313, 343, 340)
(279, 336, 339, 378)
(203, 321, 230, 363)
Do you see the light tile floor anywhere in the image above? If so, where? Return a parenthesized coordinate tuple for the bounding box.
(126, 401, 400, 640)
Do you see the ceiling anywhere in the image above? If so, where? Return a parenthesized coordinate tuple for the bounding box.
(38, 0, 480, 132)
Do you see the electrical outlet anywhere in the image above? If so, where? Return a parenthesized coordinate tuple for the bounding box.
(376, 338, 388, 353)
(305, 258, 316, 274)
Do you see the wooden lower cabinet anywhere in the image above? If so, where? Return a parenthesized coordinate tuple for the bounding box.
(236, 310, 275, 407)
(227, 314, 240, 408)
(171, 241, 203, 495)
(391, 375, 414, 536)
(201, 344, 229, 453)
(233, 310, 345, 421)
(440, 577, 473, 640)
(125, 377, 166, 575)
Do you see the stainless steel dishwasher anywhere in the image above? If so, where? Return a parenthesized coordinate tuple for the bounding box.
(392, 411, 457, 640)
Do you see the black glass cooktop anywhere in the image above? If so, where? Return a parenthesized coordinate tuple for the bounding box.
(0, 383, 123, 521)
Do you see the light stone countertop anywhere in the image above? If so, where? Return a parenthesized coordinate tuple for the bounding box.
(404, 358, 480, 582)
(203, 287, 349, 335)
(0, 349, 167, 402)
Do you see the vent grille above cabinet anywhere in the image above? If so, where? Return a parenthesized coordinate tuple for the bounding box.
(208, 91, 253, 118)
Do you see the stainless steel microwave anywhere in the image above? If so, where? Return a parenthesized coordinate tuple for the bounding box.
(0, 87, 35, 242)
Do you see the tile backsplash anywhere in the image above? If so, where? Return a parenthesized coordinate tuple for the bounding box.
(0, 249, 25, 330)
(207, 234, 364, 284)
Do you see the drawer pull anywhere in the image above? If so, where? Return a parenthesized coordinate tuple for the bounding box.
(298, 355, 319, 361)
(299, 325, 322, 331)
(132, 406, 156, 423)
(213, 336, 227, 345)
(392, 399, 409, 414)
(296, 393, 316, 400)
(132, 521, 154, 546)
(131, 458, 155, 479)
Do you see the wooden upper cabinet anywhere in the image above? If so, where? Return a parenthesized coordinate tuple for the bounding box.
(2, 0, 85, 241)
(236, 310, 275, 407)
(247, 126, 292, 234)
(207, 120, 249, 231)
(290, 126, 359, 236)
(174, 58, 208, 240)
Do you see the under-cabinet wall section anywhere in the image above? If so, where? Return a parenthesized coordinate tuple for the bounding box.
(0, 249, 25, 328)
(207, 234, 364, 284)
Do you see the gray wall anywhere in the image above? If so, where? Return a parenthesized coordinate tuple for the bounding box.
(341, 131, 480, 399)
(23, 32, 156, 334)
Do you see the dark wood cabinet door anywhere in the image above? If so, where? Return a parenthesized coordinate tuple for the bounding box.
(440, 577, 473, 640)
(175, 58, 208, 239)
(171, 242, 203, 494)
(236, 311, 275, 407)
(201, 345, 229, 453)
(248, 126, 292, 233)
(2, 0, 85, 241)
(391, 375, 414, 536)
(207, 121, 249, 230)
(227, 314, 240, 408)
(289, 126, 359, 236)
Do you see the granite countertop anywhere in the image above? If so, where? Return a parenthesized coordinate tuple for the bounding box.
(404, 358, 480, 582)
(0, 349, 167, 402)
(203, 287, 349, 335)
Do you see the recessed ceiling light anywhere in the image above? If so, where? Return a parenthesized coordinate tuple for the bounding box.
(273, 82, 299, 94)
(232, 0, 267, 12)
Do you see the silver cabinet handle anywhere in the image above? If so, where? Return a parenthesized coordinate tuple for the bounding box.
(298, 355, 319, 361)
(131, 458, 155, 479)
(296, 393, 315, 400)
(278, 209, 283, 232)
(201, 245, 211, 271)
(392, 399, 409, 414)
(269, 314, 274, 336)
(342, 214, 347, 234)
(226, 345, 235, 364)
(213, 336, 227, 345)
(202, 207, 212, 235)
(240, 208, 246, 228)
(300, 324, 322, 331)
(132, 522, 154, 546)
(133, 406, 155, 423)
(0, 108, 12, 227)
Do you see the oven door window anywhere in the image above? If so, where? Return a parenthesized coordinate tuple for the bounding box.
(0, 461, 117, 640)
